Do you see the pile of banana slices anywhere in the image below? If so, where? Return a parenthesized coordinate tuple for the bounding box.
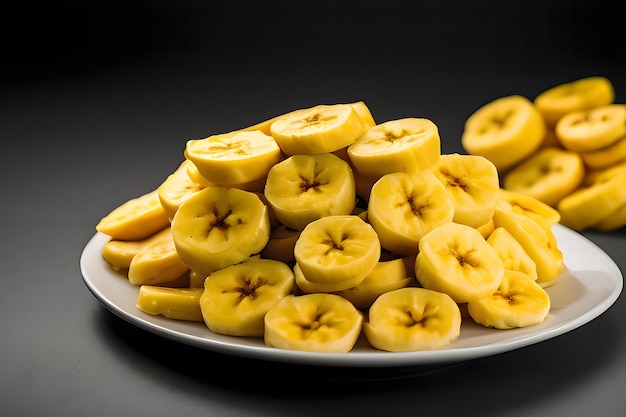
(95, 100, 568, 353)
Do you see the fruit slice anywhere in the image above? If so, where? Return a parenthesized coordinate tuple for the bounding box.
(431, 153, 500, 228)
(157, 160, 211, 221)
(264, 153, 356, 231)
(260, 225, 301, 263)
(364, 287, 462, 352)
(96, 189, 170, 241)
(136, 286, 204, 321)
(293, 215, 380, 285)
(270, 103, 366, 155)
(579, 135, 626, 170)
(467, 270, 551, 329)
(461, 95, 546, 172)
(128, 230, 190, 286)
(264, 293, 363, 353)
(200, 258, 295, 337)
(496, 187, 561, 230)
(184, 130, 282, 185)
(487, 226, 538, 281)
(293, 263, 365, 293)
(347, 117, 441, 179)
(415, 222, 504, 304)
(555, 104, 626, 152)
(533, 76, 615, 127)
(102, 226, 172, 271)
(348, 101, 377, 131)
(502, 147, 585, 207)
(367, 169, 455, 256)
(171, 186, 271, 277)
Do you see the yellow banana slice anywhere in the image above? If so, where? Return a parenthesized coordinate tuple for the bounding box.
(293, 262, 365, 293)
(184, 130, 282, 185)
(127, 231, 190, 286)
(270, 103, 366, 155)
(486, 227, 538, 281)
(200, 258, 295, 337)
(555, 104, 626, 152)
(260, 225, 301, 263)
(579, 135, 626, 170)
(502, 147, 585, 207)
(347, 117, 441, 179)
(496, 187, 561, 230)
(348, 101, 377, 131)
(492, 209, 564, 286)
(333, 257, 414, 310)
(171, 186, 271, 277)
(157, 160, 211, 221)
(367, 169, 455, 256)
(431, 153, 500, 228)
(264, 153, 356, 231)
(136, 286, 204, 321)
(102, 226, 172, 271)
(533, 76, 615, 127)
(415, 222, 504, 304)
(557, 161, 626, 231)
(364, 287, 462, 352)
(96, 189, 170, 241)
(293, 214, 381, 285)
(264, 293, 363, 353)
(467, 270, 551, 329)
(461, 95, 546, 172)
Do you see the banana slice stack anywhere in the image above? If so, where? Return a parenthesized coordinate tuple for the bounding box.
(462, 76, 626, 232)
(96, 99, 571, 354)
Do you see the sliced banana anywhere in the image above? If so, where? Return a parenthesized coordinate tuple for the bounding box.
(555, 104, 626, 152)
(128, 231, 190, 286)
(136, 286, 204, 322)
(293, 262, 365, 294)
(579, 135, 626, 170)
(461, 95, 546, 172)
(364, 287, 462, 352)
(199, 258, 295, 337)
(496, 187, 561, 230)
(367, 169, 455, 256)
(264, 293, 363, 353)
(487, 226, 538, 281)
(102, 226, 172, 271)
(467, 270, 551, 329)
(157, 160, 211, 221)
(260, 225, 301, 263)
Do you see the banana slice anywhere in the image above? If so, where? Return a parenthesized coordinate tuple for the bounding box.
(184, 130, 282, 186)
(348, 101, 377, 131)
(347, 117, 441, 179)
(467, 270, 551, 329)
(270, 103, 366, 155)
(364, 287, 462, 352)
(502, 147, 585, 207)
(492, 209, 564, 286)
(293, 262, 366, 293)
(496, 188, 561, 230)
(461, 95, 546, 172)
(557, 161, 626, 231)
(555, 104, 626, 152)
(367, 169, 455, 256)
(157, 160, 212, 221)
(128, 230, 190, 286)
(487, 227, 538, 281)
(415, 222, 505, 304)
(431, 153, 500, 228)
(136, 286, 204, 321)
(96, 189, 171, 241)
(260, 225, 301, 263)
(264, 293, 363, 353)
(171, 186, 271, 277)
(293, 214, 380, 285)
(580, 135, 626, 170)
(264, 153, 356, 231)
(533, 76, 615, 127)
(102, 226, 172, 271)
(200, 258, 295, 337)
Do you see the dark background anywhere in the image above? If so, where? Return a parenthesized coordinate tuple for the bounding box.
(2, 1, 626, 416)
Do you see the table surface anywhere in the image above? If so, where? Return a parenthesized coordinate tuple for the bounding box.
(2, 2, 626, 416)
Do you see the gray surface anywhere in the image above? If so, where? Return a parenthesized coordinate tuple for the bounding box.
(2, 2, 626, 416)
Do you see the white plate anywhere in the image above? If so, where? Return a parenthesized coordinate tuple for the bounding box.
(81, 224, 623, 368)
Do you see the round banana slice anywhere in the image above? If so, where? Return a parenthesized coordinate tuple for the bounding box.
(347, 117, 441, 179)
(200, 258, 295, 337)
(487, 227, 538, 281)
(96, 189, 171, 241)
(555, 104, 626, 152)
(496, 188, 561, 230)
(157, 160, 211, 221)
(270, 103, 366, 155)
(467, 270, 551, 329)
(264, 293, 364, 353)
(367, 169, 455, 256)
(184, 130, 282, 185)
(128, 231, 190, 286)
(461, 95, 546, 172)
(502, 147, 585, 207)
(431, 153, 500, 228)
(293, 214, 380, 285)
(136, 286, 204, 322)
(293, 263, 365, 294)
(364, 287, 462, 352)
(264, 153, 356, 231)
(579, 135, 626, 170)
(533, 76, 615, 127)
(415, 222, 505, 304)
(171, 186, 271, 277)
(102, 226, 172, 271)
